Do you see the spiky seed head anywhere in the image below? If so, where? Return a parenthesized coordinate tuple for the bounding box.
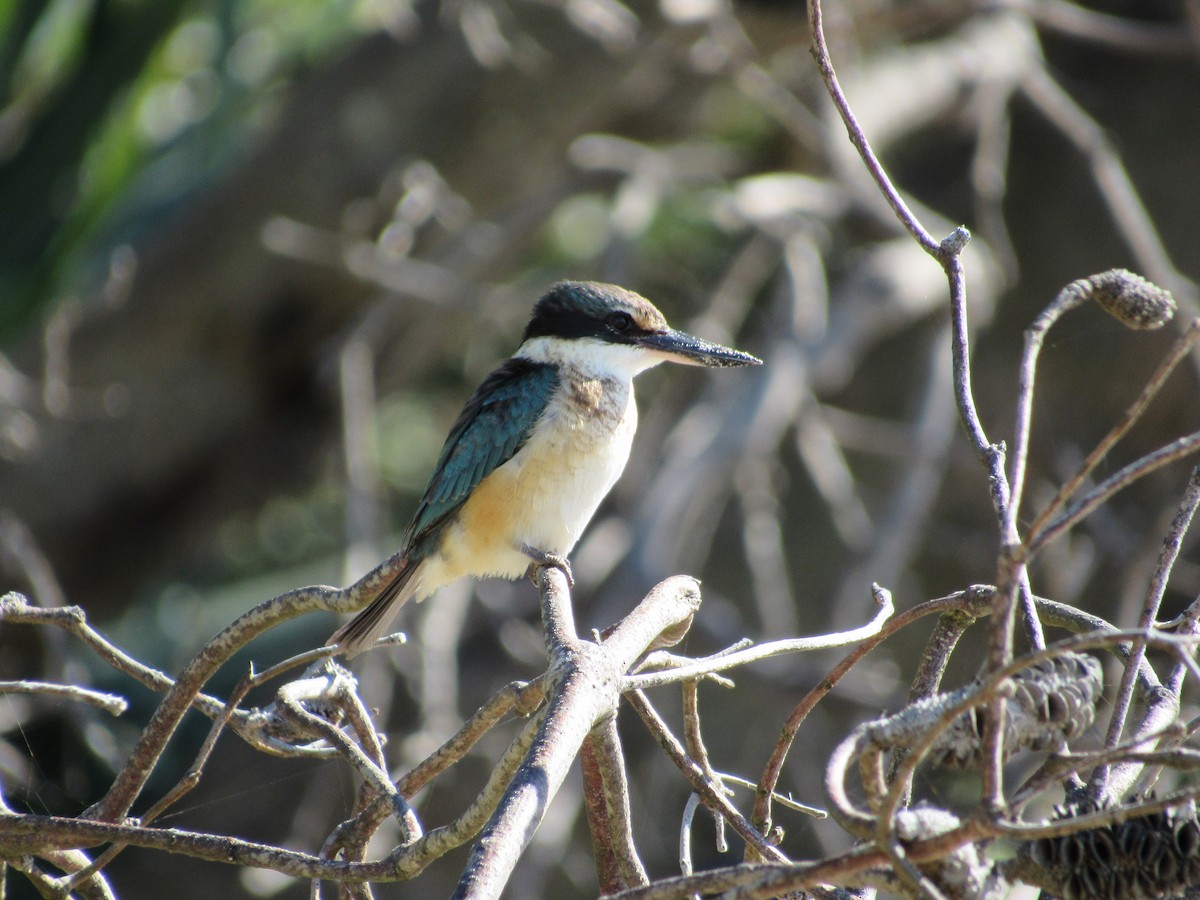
(1087, 269, 1176, 330)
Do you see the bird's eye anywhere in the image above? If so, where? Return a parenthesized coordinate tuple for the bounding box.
(607, 312, 634, 333)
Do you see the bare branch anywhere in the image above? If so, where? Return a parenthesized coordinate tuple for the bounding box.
(0, 680, 127, 716)
(1029, 429, 1200, 556)
(753, 587, 993, 841)
(623, 583, 893, 691)
(580, 716, 648, 892)
(1091, 466, 1200, 802)
(452, 569, 702, 897)
(86, 580, 353, 823)
(1027, 317, 1200, 548)
(627, 689, 787, 865)
(807, 0, 940, 256)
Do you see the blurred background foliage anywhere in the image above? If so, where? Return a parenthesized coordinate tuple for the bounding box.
(0, 0, 374, 335)
(2, 0, 1199, 897)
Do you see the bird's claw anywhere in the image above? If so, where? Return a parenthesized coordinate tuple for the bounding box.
(521, 544, 574, 588)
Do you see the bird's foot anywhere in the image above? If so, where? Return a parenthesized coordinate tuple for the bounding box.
(521, 544, 574, 588)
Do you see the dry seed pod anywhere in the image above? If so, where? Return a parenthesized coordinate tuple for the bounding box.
(1085, 269, 1176, 330)
(929, 652, 1103, 769)
(1027, 800, 1200, 900)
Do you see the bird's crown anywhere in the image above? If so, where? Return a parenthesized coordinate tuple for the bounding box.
(522, 281, 668, 345)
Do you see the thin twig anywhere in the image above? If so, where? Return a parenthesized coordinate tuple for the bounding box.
(0, 680, 127, 716)
(752, 588, 992, 842)
(397, 677, 546, 798)
(1164, 597, 1200, 695)
(682, 680, 727, 853)
(624, 584, 893, 691)
(581, 715, 649, 891)
(276, 678, 418, 839)
(1012, 722, 1191, 811)
(807, 0, 939, 255)
(826, 628, 1200, 840)
(1007, 279, 1097, 531)
(627, 690, 787, 864)
(0, 594, 231, 722)
(390, 708, 546, 880)
(87, 579, 362, 823)
(1027, 318, 1200, 546)
(717, 772, 824, 818)
(885, 606, 980, 807)
(611, 815, 996, 898)
(1091, 467, 1200, 802)
(679, 790, 702, 880)
(1029, 429, 1200, 556)
(61, 668, 261, 889)
(983, 275, 1134, 810)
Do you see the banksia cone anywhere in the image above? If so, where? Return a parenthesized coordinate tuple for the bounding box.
(930, 652, 1103, 768)
(1027, 800, 1200, 900)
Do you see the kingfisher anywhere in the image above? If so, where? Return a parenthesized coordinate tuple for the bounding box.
(329, 281, 760, 655)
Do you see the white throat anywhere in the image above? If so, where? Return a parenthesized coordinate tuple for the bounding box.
(515, 336, 665, 381)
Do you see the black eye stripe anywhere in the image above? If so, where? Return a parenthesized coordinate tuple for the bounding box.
(523, 282, 664, 343)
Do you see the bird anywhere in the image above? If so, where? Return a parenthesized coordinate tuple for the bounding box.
(328, 281, 761, 655)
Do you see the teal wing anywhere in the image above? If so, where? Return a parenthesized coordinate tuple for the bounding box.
(405, 357, 558, 554)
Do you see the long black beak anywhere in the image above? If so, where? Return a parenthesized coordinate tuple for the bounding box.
(637, 328, 762, 368)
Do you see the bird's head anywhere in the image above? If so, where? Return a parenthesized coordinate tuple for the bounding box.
(520, 281, 761, 376)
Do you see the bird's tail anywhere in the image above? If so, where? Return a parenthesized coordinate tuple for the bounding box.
(328, 558, 423, 656)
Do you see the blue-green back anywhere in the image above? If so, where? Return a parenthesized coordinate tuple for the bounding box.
(405, 357, 558, 554)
